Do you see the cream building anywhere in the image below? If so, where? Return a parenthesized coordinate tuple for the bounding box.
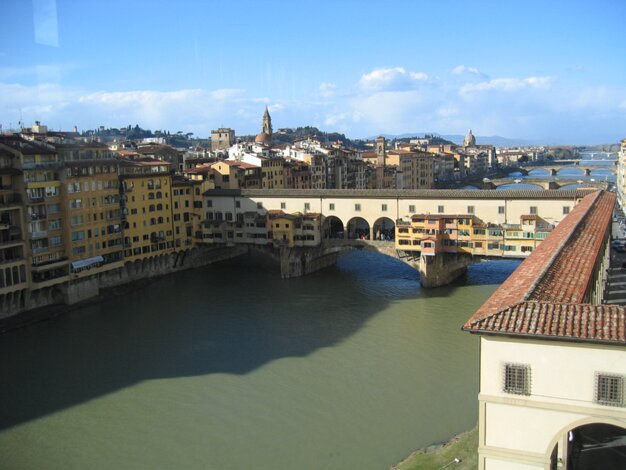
(464, 190, 626, 469)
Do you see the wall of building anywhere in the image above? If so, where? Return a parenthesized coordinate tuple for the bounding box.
(205, 190, 585, 234)
(478, 335, 626, 469)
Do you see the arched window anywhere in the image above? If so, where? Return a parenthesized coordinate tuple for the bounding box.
(148, 193, 155, 200)
(156, 191, 162, 199)
(147, 179, 154, 190)
(156, 204, 163, 210)
(155, 180, 162, 189)
(157, 217, 164, 224)
(149, 204, 155, 212)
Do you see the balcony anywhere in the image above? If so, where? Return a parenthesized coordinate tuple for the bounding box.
(22, 161, 63, 170)
(30, 231, 48, 240)
(29, 212, 47, 221)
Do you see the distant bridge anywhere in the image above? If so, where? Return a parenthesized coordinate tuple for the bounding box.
(480, 178, 609, 190)
(507, 164, 616, 177)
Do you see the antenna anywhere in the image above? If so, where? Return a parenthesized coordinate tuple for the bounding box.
(19, 109, 23, 129)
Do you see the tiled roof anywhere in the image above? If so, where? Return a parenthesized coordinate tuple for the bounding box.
(463, 190, 623, 344)
(211, 188, 596, 200)
(466, 302, 626, 345)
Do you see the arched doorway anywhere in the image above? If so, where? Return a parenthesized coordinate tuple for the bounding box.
(372, 217, 395, 241)
(550, 422, 626, 470)
(322, 216, 344, 239)
(346, 217, 370, 240)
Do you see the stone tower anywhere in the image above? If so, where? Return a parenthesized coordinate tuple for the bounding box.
(262, 106, 272, 138)
(376, 136, 386, 166)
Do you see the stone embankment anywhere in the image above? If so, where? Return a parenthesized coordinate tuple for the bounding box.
(0, 245, 246, 331)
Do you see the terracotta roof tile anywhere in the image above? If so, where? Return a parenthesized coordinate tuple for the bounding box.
(463, 190, 623, 345)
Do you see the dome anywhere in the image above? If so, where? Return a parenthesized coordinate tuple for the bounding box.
(463, 129, 476, 147)
(255, 132, 270, 143)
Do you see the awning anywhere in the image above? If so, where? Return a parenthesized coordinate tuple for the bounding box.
(71, 255, 104, 271)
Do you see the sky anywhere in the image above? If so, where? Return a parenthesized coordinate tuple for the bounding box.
(1, 0, 625, 144)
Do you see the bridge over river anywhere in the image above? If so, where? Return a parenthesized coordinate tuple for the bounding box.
(204, 188, 603, 287)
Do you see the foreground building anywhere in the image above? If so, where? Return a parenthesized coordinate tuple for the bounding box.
(463, 190, 626, 469)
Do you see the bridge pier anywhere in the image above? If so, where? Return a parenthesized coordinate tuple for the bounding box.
(417, 252, 473, 288)
(278, 241, 473, 288)
(279, 245, 339, 279)
(550, 169, 558, 176)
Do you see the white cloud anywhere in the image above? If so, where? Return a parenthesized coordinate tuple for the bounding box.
(358, 67, 429, 92)
(452, 65, 482, 76)
(319, 82, 337, 98)
(460, 76, 552, 95)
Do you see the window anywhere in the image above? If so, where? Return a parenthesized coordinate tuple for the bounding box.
(409, 205, 415, 213)
(595, 373, 624, 407)
(71, 230, 85, 242)
(438, 205, 444, 214)
(381, 204, 387, 212)
(207, 200, 213, 208)
(563, 206, 570, 215)
(498, 206, 505, 214)
(503, 363, 531, 395)
(329, 203, 335, 211)
(257, 202, 262, 209)
(355, 203, 361, 212)
(304, 202, 310, 211)
(467, 205, 474, 214)
(236, 201, 241, 208)
(530, 206, 537, 215)
(281, 202, 286, 209)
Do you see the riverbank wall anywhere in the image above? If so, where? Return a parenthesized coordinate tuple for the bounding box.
(0, 245, 246, 331)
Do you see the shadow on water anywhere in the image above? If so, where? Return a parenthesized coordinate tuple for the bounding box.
(0, 251, 406, 431)
(0, 250, 519, 432)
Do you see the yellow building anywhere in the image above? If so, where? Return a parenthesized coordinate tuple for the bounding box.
(62, 160, 124, 278)
(171, 176, 204, 249)
(120, 160, 175, 262)
(270, 211, 296, 246)
(0, 135, 68, 290)
(269, 211, 322, 247)
(0, 141, 29, 304)
(262, 158, 285, 189)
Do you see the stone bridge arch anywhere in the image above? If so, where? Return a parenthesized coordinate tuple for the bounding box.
(322, 215, 345, 239)
(373, 217, 395, 241)
(346, 217, 370, 240)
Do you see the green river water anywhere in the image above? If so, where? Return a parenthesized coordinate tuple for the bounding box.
(0, 252, 519, 469)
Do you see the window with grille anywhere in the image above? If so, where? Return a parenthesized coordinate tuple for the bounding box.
(530, 206, 537, 215)
(503, 363, 531, 395)
(329, 203, 335, 211)
(381, 204, 387, 212)
(355, 204, 361, 212)
(409, 205, 415, 213)
(438, 205, 444, 214)
(595, 373, 624, 407)
(467, 206, 475, 214)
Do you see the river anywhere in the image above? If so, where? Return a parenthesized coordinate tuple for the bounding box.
(0, 252, 519, 470)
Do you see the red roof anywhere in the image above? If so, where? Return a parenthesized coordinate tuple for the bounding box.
(463, 190, 624, 344)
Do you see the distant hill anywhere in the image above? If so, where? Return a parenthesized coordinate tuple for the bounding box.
(365, 132, 544, 147)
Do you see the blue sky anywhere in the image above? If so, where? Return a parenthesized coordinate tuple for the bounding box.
(1, 0, 625, 144)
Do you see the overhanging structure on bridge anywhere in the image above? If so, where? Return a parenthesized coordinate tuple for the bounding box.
(201, 189, 598, 286)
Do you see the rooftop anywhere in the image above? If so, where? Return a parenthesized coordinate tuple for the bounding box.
(463, 190, 625, 345)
